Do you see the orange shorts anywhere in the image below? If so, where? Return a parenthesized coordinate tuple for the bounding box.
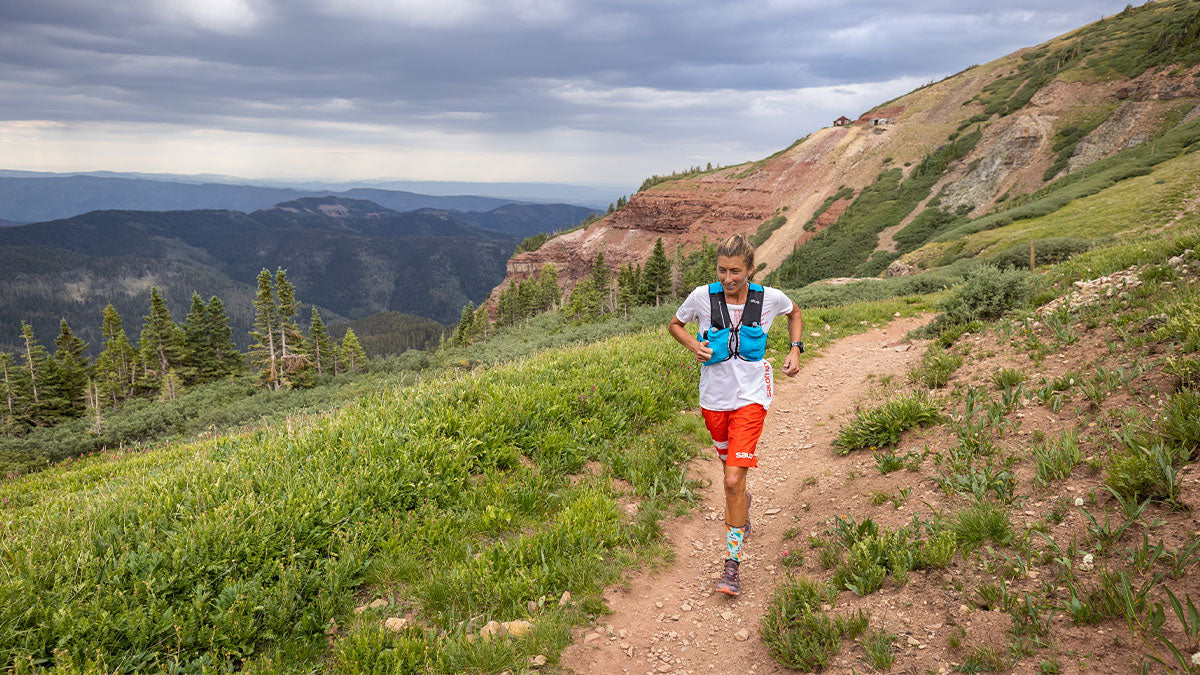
(701, 404, 767, 468)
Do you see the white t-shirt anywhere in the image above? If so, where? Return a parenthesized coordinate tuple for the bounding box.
(675, 285, 795, 411)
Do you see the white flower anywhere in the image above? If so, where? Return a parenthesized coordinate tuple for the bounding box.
(1192, 652, 1200, 666)
(1083, 554, 1094, 565)
(1074, 497, 1084, 507)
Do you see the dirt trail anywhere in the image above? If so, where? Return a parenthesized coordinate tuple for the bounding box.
(562, 315, 932, 674)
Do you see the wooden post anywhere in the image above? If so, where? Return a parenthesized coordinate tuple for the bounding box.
(1030, 240, 1036, 272)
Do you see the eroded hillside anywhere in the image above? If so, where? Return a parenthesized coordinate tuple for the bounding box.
(495, 0, 1200, 301)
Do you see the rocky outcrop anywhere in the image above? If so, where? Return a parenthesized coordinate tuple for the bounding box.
(939, 114, 1051, 212)
(1115, 65, 1200, 102)
(1065, 102, 1154, 175)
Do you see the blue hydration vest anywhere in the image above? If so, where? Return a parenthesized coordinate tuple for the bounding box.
(697, 282, 767, 366)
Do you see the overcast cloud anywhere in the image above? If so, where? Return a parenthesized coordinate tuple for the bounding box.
(0, 0, 1136, 189)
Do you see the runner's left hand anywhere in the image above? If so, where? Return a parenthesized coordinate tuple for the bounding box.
(782, 352, 800, 377)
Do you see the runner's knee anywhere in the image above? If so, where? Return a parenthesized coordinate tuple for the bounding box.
(723, 472, 746, 496)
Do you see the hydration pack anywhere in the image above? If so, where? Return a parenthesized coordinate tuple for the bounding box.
(697, 282, 767, 366)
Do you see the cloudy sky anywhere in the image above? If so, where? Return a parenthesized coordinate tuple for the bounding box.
(0, 0, 1135, 191)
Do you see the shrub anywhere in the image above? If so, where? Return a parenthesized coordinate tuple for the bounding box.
(784, 270, 962, 309)
(989, 238, 1093, 270)
(911, 346, 963, 389)
(936, 265, 1031, 325)
(1160, 390, 1200, 459)
(1164, 356, 1200, 391)
(833, 392, 942, 453)
(750, 214, 788, 246)
(1105, 437, 1184, 504)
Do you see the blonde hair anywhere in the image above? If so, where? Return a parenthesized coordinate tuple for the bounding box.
(717, 234, 756, 275)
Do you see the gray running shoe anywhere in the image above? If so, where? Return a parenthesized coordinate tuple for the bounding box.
(744, 492, 752, 538)
(716, 559, 741, 597)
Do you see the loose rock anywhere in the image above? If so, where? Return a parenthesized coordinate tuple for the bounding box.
(503, 620, 532, 638)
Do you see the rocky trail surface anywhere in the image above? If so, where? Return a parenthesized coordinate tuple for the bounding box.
(562, 315, 933, 674)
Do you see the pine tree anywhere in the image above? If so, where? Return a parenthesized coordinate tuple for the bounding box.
(682, 237, 718, 294)
(249, 269, 280, 389)
(538, 263, 560, 310)
(562, 278, 604, 323)
(141, 287, 182, 376)
(96, 304, 135, 405)
(18, 322, 53, 425)
(617, 263, 642, 314)
(158, 368, 183, 401)
(0, 352, 16, 432)
(339, 328, 367, 372)
(133, 333, 163, 396)
(469, 304, 489, 342)
(591, 251, 613, 314)
(497, 283, 520, 326)
(51, 319, 89, 417)
(84, 378, 104, 435)
(454, 302, 476, 345)
(308, 307, 333, 375)
(640, 238, 672, 306)
(181, 292, 213, 383)
(274, 270, 311, 387)
(275, 270, 307, 371)
(206, 296, 241, 377)
(517, 278, 537, 320)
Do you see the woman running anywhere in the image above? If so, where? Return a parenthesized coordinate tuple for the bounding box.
(668, 234, 803, 596)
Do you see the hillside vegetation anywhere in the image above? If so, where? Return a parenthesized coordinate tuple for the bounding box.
(5, 3, 1200, 672)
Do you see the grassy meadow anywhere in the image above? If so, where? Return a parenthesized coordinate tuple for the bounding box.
(0, 287, 930, 672)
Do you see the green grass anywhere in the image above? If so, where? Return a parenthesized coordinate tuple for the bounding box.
(1033, 430, 1081, 485)
(0, 331, 705, 671)
(952, 502, 1012, 550)
(759, 575, 868, 671)
(862, 627, 897, 670)
(992, 367, 1027, 390)
(833, 391, 942, 454)
(750, 213, 788, 246)
(912, 345, 965, 389)
(0, 288, 933, 672)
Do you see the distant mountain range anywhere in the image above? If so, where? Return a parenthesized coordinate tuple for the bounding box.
(0, 171, 623, 221)
(0, 196, 596, 354)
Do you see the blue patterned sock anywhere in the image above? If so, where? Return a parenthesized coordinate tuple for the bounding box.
(726, 523, 746, 562)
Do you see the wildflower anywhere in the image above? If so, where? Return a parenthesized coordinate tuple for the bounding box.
(1083, 553, 1094, 565)
(1192, 652, 1200, 666)
(1074, 497, 1084, 507)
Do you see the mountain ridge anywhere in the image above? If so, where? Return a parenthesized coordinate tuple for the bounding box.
(0, 196, 595, 354)
(492, 0, 1200, 302)
(0, 174, 604, 223)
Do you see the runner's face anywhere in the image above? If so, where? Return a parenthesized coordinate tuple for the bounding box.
(716, 256, 750, 295)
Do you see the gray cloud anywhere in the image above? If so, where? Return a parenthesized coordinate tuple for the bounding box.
(0, 0, 1137, 185)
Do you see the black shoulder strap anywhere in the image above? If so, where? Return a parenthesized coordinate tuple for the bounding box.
(741, 286, 765, 327)
(709, 286, 732, 331)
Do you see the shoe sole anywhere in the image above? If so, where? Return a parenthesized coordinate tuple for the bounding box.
(716, 586, 740, 597)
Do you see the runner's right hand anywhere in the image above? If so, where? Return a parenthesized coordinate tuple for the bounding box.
(693, 340, 713, 362)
